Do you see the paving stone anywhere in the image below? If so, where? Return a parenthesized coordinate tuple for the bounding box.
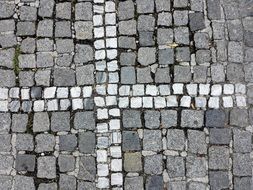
(174, 0, 188, 7)
(55, 21, 72, 38)
(124, 152, 142, 172)
(56, 39, 74, 54)
(145, 175, 163, 190)
(138, 47, 156, 66)
(209, 146, 229, 170)
(157, 28, 173, 45)
(136, 0, 154, 13)
(16, 22, 36, 36)
(0, 2, 15, 18)
(37, 156, 56, 179)
(205, 109, 226, 127)
(234, 177, 252, 190)
(14, 175, 35, 190)
(227, 19, 243, 41)
(186, 156, 207, 178)
(167, 156, 185, 177)
(188, 130, 207, 154)
(193, 65, 207, 83)
(161, 110, 177, 128)
(138, 15, 155, 31)
(38, 183, 57, 190)
(37, 20, 54, 37)
(121, 67, 136, 84)
(144, 110, 160, 129)
(119, 20, 136, 35)
(75, 2, 92, 20)
(16, 154, 36, 172)
(230, 108, 248, 127)
(0, 135, 11, 152)
(174, 27, 190, 45)
(56, 2, 72, 20)
(209, 128, 231, 145)
(176, 47, 191, 62)
(120, 52, 136, 66)
(54, 68, 75, 86)
(143, 130, 162, 151)
(75, 21, 93, 40)
(37, 38, 53, 52)
(0, 48, 14, 69)
(207, 0, 221, 19)
(118, 36, 136, 49)
(76, 65, 95, 85)
(137, 67, 153, 83)
(59, 174, 76, 190)
(245, 31, 253, 47)
(233, 128, 252, 153)
(16, 134, 34, 151)
(0, 69, 16, 87)
(167, 129, 185, 150)
(78, 156, 96, 181)
(19, 54, 36, 68)
(19, 71, 35, 87)
(189, 13, 205, 31)
(123, 110, 142, 129)
(233, 153, 252, 176)
(79, 132, 96, 154)
(144, 154, 163, 175)
(56, 54, 73, 67)
(209, 171, 229, 190)
(156, 0, 171, 12)
(211, 64, 225, 82)
(33, 112, 49, 132)
(11, 114, 28, 132)
(122, 131, 141, 151)
(174, 65, 191, 83)
(118, 0, 135, 20)
(125, 177, 143, 190)
(159, 48, 174, 65)
(196, 50, 211, 64)
(174, 10, 188, 26)
(58, 154, 75, 172)
(74, 44, 94, 64)
(155, 68, 171, 83)
(59, 134, 77, 151)
(139, 32, 155, 46)
(78, 181, 96, 190)
(38, 0, 54, 17)
(51, 112, 70, 132)
(157, 12, 172, 26)
(74, 112, 95, 130)
(0, 175, 12, 190)
(188, 182, 207, 190)
(35, 134, 55, 153)
(228, 42, 243, 63)
(181, 110, 204, 128)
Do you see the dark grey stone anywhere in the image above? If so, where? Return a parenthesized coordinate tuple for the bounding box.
(196, 50, 211, 64)
(122, 131, 141, 151)
(37, 156, 56, 179)
(209, 146, 229, 170)
(121, 67, 136, 84)
(74, 112, 95, 130)
(33, 112, 50, 132)
(118, 36, 136, 49)
(189, 13, 205, 31)
(157, 28, 173, 45)
(0, 69, 15, 87)
(186, 156, 207, 178)
(74, 44, 93, 64)
(78, 156, 96, 181)
(176, 47, 191, 62)
(230, 108, 248, 127)
(123, 110, 142, 129)
(54, 68, 75, 86)
(144, 110, 160, 129)
(209, 171, 229, 190)
(139, 32, 155, 46)
(0, 134, 11, 152)
(31, 87, 42, 99)
(155, 68, 171, 83)
(118, 0, 135, 20)
(207, 0, 221, 20)
(59, 174, 76, 190)
(16, 154, 36, 172)
(125, 177, 143, 190)
(16, 22, 36, 36)
(55, 21, 72, 38)
(51, 112, 70, 132)
(233, 153, 252, 176)
(209, 128, 231, 145)
(38, 183, 57, 190)
(11, 114, 28, 132)
(194, 32, 209, 49)
(159, 48, 174, 65)
(119, 20, 136, 35)
(137, 67, 153, 84)
(79, 132, 96, 154)
(188, 130, 207, 154)
(146, 175, 163, 190)
(174, 65, 191, 83)
(120, 52, 136, 66)
(16, 134, 34, 151)
(193, 65, 207, 83)
(205, 109, 226, 127)
(161, 110, 177, 128)
(78, 181, 96, 190)
(58, 154, 75, 172)
(19, 71, 35, 87)
(59, 134, 77, 151)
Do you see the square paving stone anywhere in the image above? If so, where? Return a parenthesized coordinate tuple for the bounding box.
(37, 20, 53, 37)
(209, 128, 231, 145)
(37, 156, 56, 179)
(226, 63, 244, 83)
(125, 176, 143, 190)
(136, 0, 154, 13)
(56, 39, 74, 54)
(16, 22, 36, 36)
(181, 110, 204, 128)
(79, 132, 96, 154)
(156, 0, 171, 12)
(122, 131, 141, 151)
(35, 69, 51, 86)
(119, 20, 136, 35)
(144, 110, 160, 129)
(56, 2, 72, 20)
(16, 154, 36, 172)
(76, 65, 95, 85)
(33, 112, 50, 132)
(167, 181, 186, 190)
(14, 175, 35, 190)
(155, 67, 171, 83)
(194, 32, 209, 49)
(205, 109, 226, 127)
(58, 154, 75, 172)
(158, 12, 172, 26)
(38, 0, 54, 18)
(74, 112, 95, 130)
(189, 12, 205, 31)
(161, 110, 177, 128)
(207, 0, 221, 20)
(0, 155, 13, 175)
(144, 154, 163, 175)
(0, 2, 15, 18)
(209, 171, 229, 190)
(233, 153, 252, 176)
(139, 32, 155, 46)
(120, 52, 136, 66)
(234, 177, 252, 190)
(167, 156, 185, 178)
(186, 156, 207, 178)
(59, 174, 76, 190)
(0, 175, 12, 190)
(16, 134, 34, 151)
(145, 175, 163, 190)
(0, 48, 14, 69)
(38, 183, 57, 190)
(20, 38, 36, 53)
(75, 21, 93, 40)
(55, 21, 72, 37)
(78, 156, 96, 181)
(233, 129, 252, 153)
(196, 50, 211, 64)
(78, 181, 96, 190)
(36, 52, 54, 68)
(0, 69, 16, 87)
(35, 134, 55, 153)
(176, 47, 191, 62)
(137, 67, 153, 83)
(143, 130, 162, 151)
(11, 114, 28, 132)
(193, 65, 207, 83)
(118, 0, 135, 20)
(159, 48, 174, 65)
(138, 47, 156, 66)
(230, 108, 248, 127)
(75, 2, 93, 21)
(54, 68, 75, 86)
(157, 28, 173, 45)
(19, 71, 35, 87)
(59, 134, 77, 151)
(167, 129, 185, 151)
(118, 36, 136, 49)
(51, 112, 70, 132)
(188, 130, 207, 154)
(74, 44, 93, 64)
(137, 15, 155, 31)
(174, 27, 190, 45)
(124, 152, 142, 172)
(123, 110, 142, 129)
(209, 146, 229, 170)
(188, 182, 207, 190)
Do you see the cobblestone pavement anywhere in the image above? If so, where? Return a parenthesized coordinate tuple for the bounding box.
(0, 0, 253, 189)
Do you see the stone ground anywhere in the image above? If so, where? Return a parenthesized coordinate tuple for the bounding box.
(0, 0, 253, 189)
